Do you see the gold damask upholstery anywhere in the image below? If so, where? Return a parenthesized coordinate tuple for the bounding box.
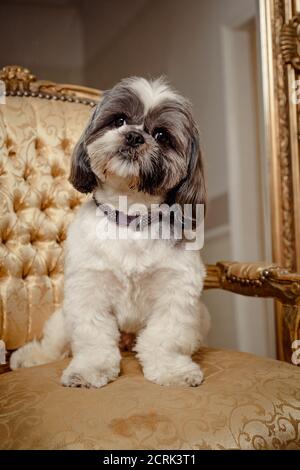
(1, 349, 299, 450)
(0, 66, 299, 450)
(0, 95, 89, 349)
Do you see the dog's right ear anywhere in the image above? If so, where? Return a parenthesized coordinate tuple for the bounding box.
(69, 137, 97, 193)
(69, 109, 98, 193)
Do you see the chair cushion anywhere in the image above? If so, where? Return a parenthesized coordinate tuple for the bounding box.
(0, 348, 299, 450)
(0, 96, 91, 350)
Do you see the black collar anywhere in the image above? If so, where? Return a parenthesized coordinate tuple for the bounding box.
(93, 194, 160, 231)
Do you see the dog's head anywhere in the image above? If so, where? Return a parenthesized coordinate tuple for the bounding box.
(70, 77, 206, 211)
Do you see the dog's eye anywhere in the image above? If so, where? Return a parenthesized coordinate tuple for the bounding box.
(115, 116, 127, 128)
(153, 128, 169, 144)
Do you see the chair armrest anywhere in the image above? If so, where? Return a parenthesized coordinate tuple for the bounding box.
(205, 261, 300, 305)
(0, 350, 11, 375)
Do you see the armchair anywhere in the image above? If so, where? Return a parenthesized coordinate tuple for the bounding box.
(0, 65, 299, 450)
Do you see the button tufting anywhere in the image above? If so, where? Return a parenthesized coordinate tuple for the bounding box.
(40, 197, 53, 211)
(51, 165, 65, 178)
(13, 199, 20, 213)
(29, 230, 38, 244)
(57, 229, 66, 243)
(69, 197, 81, 210)
(5, 137, 13, 147)
(35, 137, 45, 151)
(6, 136, 17, 158)
(23, 165, 32, 180)
(0, 93, 92, 348)
(60, 138, 72, 153)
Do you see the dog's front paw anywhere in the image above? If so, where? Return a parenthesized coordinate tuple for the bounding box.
(180, 364, 204, 387)
(61, 368, 108, 388)
(10, 342, 53, 370)
(61, 361, 119, 389)
(144, 360, 204, 387)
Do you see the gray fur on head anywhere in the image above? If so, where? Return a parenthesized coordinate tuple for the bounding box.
(69, 77, 206, 212)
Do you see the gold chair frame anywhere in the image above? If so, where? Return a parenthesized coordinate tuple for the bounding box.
(1, 0, 300, 367)
(259, 0, 300, 361)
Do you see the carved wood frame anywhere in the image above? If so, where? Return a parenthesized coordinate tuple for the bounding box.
(0, 65, 101, 104)
(259, 0, 300, 361)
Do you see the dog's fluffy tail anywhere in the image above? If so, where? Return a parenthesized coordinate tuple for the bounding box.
(10, 309, 69, 370)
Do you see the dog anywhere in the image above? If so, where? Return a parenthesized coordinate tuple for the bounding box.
(10, 77, 210, 388)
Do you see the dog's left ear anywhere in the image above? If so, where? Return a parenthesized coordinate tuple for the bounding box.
(174, 124, 206, 215)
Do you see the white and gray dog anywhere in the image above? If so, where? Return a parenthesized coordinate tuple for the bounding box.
(10, 77, 210, 388)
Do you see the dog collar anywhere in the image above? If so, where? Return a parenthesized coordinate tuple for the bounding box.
(93, 194, 160, 231)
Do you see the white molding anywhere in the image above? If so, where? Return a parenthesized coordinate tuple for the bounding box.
(257, 0, 276, 359)
(221, 8, 275, 358)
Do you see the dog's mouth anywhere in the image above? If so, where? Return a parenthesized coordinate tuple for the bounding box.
(118, 147, 142, 162)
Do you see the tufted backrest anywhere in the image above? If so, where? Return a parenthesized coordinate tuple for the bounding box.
(0, 66, 101, 350)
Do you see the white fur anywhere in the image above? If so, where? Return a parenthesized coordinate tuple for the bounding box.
(10, 194, 210, 387)
(87, 128, 140, 181)
(127, 77, 183, 114)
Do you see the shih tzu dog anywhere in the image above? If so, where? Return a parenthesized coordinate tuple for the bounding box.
(10, 77, 210, 388)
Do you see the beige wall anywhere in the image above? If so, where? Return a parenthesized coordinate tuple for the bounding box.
(0, 2, 84, 84)
(85, 0, 228, 200)
(84, 0, 259, 203)
(1, 0, 250, 200)
(79, 0, 150, 66)
(1, 0, 274, 357)
(201, 233, 238, 349)
(0, 0, 256, 203)
(82, 0, 275, 356)
(83, 0, 272, 355)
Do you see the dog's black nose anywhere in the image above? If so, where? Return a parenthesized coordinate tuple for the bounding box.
(126, 131, 144, 147)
